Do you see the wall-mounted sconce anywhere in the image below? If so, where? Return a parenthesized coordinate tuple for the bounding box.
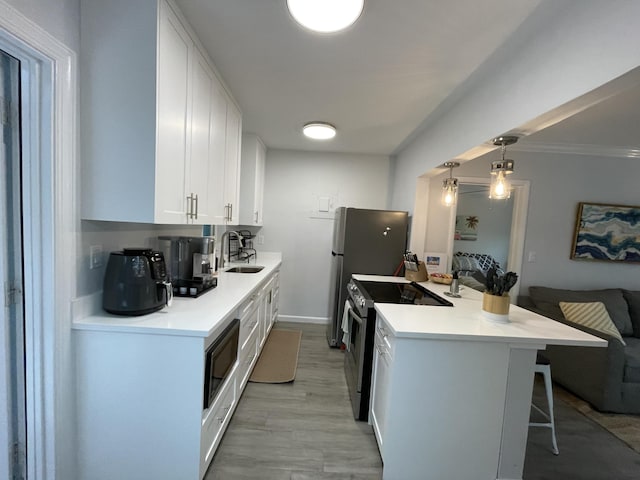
(441, 161, 460, 207)
(490, 136, 518, 200)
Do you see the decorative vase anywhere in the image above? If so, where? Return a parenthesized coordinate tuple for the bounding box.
(481, 292, 510, 323)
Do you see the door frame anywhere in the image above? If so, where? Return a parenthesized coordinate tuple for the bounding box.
(0, 3, 77, 479)
(445, 176, 530, 299)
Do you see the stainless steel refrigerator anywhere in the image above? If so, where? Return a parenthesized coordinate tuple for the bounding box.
(326, 207, 409, 346)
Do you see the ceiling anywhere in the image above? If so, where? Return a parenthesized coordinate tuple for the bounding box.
(176, 1, 640, 159)
(175, 0, 542, 155)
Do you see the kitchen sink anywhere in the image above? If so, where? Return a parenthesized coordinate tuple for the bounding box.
(225, 266, 265, 273)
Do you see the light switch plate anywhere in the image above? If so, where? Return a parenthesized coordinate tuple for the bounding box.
(318, 196, 330, 212)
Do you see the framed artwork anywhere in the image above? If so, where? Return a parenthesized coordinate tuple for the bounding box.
(454, 215, 479, 241)
(571, 202, 640, 262)
(423, 252, 448, 274)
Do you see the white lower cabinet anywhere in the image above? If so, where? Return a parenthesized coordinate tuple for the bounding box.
(237, 295, 260, 390)
(238, 320, 259, 390)
(200, 372, 236, 471)
(370, 321, 393, 457)
(74, 268, 281, 480)
(369, 313, 511, 479)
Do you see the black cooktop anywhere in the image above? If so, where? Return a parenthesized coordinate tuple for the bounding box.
(358, 281, 453, 307)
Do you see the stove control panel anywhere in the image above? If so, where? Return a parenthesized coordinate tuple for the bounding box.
(347, 279, 374, 315)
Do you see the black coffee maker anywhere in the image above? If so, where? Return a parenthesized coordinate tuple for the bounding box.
(103, 248, 173, 315)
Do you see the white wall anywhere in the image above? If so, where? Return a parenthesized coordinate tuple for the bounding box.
(261, 149, 391, 321)
(5, 0, 79, 51)
(390, 0, 640, 215)
(78, 222, 203, 297)
(424, 152, 640, 295)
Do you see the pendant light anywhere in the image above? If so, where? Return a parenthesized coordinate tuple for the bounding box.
(489, 136, 517, 200)
(441, 161, 460, 207)
(287, 0, 365, 33)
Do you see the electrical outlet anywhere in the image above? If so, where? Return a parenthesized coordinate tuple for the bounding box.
(90, 245, 103, 269)
(258, 235, 265, 245)
(527, 251, 537, 263)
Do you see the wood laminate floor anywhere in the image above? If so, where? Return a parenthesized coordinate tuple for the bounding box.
(206, 322, 382, 479)
(206, 322, 640, 480)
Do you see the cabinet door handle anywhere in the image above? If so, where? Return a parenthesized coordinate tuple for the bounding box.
(194, 194, 198, 219)
(254, 211, 259, 224)
(186, 194, 192, 219)
(228, 203, 233, 221)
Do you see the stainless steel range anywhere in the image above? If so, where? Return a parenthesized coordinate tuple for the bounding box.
(344, 278, 453, 421)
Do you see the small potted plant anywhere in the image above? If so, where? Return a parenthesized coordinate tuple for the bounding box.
(481, 267, 518, 322)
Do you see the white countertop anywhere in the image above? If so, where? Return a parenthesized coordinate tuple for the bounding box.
(355, 274, 606, 348)
(72, 252, 282, 339)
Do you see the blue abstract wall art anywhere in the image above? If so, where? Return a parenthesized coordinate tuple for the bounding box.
(571, 202, 640, 262)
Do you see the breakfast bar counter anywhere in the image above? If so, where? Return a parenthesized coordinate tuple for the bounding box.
(355, 275, 605, 480)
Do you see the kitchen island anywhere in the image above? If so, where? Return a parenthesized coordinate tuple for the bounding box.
(354, 275, 605, 480)
(73, 253, 281, 480)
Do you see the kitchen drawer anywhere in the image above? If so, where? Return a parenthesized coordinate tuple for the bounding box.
(238, 324, 259, 391)
(375, 320, 395, 360)
(201, 372, 236, 470)
(237, 294, 257, 320)
(239, 301, 259, 351)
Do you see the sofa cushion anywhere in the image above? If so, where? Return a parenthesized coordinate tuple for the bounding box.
(559, 301, 626, 345)
(623, 337, 640, 383)
(622, 290, 640, 338)
(529, 287, 634, 336)
(452, 255, 480, 272)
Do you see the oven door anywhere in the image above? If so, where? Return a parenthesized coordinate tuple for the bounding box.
(344, 299, 370, 419)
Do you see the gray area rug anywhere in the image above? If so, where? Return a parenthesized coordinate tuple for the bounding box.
(524, 381, 640, 479)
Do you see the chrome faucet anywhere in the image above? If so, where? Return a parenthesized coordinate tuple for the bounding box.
(219, 230, 243, 269)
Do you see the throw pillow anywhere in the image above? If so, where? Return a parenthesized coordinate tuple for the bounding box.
(453, 255, 479, 272)
(559, 301, 626, 345)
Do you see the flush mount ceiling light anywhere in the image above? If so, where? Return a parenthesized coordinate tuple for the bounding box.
(302, 122, 336, 140)
(489, 136, 518, 200)
(286, 0, 365, 33)
(441, 161, 460, 207)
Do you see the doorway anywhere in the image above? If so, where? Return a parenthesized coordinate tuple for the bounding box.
(444, 176, 530, 298)
(453, 183, 514, 270)
(0, 49, 26, 479)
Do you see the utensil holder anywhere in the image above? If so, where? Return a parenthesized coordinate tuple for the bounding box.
(405, 261, 428, 282)
(481, 292, 510, 323)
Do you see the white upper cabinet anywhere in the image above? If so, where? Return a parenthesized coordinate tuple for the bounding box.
(238, 134, 266, 226)
(224, 100, 242, 225)
(80, 0, 242, 224)
(155, 2, 191, 223)
(188, 45, 217, 224)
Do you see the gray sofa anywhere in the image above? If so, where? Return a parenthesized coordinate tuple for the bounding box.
(519, 286, 640, 414)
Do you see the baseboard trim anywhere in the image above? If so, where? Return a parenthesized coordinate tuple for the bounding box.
(278, 315, 329, 325)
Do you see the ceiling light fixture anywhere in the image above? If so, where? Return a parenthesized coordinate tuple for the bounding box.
(489, 136, 518, 200)
(441, 161, 460, 207)
(302, 122, 336, 140)
(286, 0, 365, 33)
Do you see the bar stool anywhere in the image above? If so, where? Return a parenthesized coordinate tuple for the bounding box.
(530, 353, 559, 455)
